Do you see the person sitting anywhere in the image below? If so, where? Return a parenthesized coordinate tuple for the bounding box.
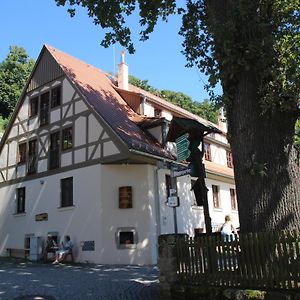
(53, 235, 73, 264)
(220, 215, 238, 241)
(42, 234, 57, 262)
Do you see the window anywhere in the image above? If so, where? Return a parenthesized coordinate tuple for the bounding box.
(61, 177, 73, 207)
(204, 143, 212, 161)
(165, 174, 172, 198)
(116, 227, 138, 249)
(28, 139, 37, 174)
(191, 179, 203, 206)
(51, 86, 61, 108)
(62, 127, 73, 150)
(119, 186, 132, 208)
(16, 187, 25, 214)
(227, 151, 233, 168)
(154, 108, 162, 117)
(40, 92, 49, 126)
(49, 131, 60, 170)
(230, 188, 238, 210)
(18, 143, 26, 164)
(29, 97, 38, 117)
(212, 185, 220, 208)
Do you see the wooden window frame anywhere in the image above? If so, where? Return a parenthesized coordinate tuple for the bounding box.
(61, 177, 73, 208)
(212, 185, 220, 208)
(27, 139, 38, 174)
(49, 131, 60, 170)
(230, 188, 238, 210)
(29, 96, 38, 117)
(204, 143, 212, 161)
(119, 186, 133, 208)
(16, 187, 26, 214)
(227, 151, 233, 168)
(62, 127, 73, 151)
(51, 86, 61, 108)
(40, 91, 50, 126)
(18, 143, 27, 164)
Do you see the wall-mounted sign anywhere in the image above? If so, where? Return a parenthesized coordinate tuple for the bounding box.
(35, 213, 48, 221)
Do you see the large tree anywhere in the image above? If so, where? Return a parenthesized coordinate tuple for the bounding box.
(55, 0, 300, 232)
(0, 46, 34, 118)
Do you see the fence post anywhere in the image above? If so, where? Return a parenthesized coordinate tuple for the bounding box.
(158, 234, 188, 298)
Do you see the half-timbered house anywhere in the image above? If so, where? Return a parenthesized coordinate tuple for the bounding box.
(0, 45, 238, 264)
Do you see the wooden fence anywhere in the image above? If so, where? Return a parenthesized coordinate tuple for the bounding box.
(176, 230, 300, 289)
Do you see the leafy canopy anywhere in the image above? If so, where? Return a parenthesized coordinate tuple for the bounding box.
(55, 0, 300, 114)
(128, 75, 219, 123)
(0, 46, 35, 118)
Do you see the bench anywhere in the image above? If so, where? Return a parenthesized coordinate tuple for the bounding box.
(63, 250, 74, 263)
(6, 248, 30, 259)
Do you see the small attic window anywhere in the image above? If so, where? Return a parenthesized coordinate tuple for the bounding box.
(154, 108, 162, 118)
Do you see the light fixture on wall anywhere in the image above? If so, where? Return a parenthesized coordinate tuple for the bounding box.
(40, 180, 44, 185)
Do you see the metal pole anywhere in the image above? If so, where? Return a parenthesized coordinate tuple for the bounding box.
(170, 168, 178, 234)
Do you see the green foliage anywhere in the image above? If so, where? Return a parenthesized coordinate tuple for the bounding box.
(0, 46, 35, 118)
(55, 0, 300, 117)
(55, 0, 179, 54)
(179, 1, 300, 113)
(128, 75, 219, 123)
(0, 116, 9, 133)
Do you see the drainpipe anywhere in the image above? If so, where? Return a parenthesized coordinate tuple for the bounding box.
(154, 164, 162, 237)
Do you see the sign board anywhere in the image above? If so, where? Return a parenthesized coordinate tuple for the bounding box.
(173, 167, 192, 177)
(167, 196, 180, 207)
(35, 213, 48, 221)
(169, 188, 177, 196)
(175, 133, 190, 162)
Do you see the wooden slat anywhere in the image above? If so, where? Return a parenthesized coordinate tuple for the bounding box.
(174, 230, 300, 290)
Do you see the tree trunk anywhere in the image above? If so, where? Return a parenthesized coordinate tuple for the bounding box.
(226, 71, 300, 232)
(204, 0, 300, 232)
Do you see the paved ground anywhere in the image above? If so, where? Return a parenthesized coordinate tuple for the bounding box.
(0, 259, 160, 300)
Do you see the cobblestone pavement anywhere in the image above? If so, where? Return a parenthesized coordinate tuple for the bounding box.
(0, 259, 160, 300)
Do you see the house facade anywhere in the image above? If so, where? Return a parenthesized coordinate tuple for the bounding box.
(0, 45, 238, 265)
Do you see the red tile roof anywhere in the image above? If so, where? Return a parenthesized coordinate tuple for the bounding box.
(45, 45, 174, 160)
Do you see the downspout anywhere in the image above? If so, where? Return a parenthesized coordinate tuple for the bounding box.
(153, 161, 164, 264)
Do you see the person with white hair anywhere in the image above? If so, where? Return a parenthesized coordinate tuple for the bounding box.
(220, 215, 238, 241)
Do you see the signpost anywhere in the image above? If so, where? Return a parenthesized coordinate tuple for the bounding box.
(175, 133, 190, 162)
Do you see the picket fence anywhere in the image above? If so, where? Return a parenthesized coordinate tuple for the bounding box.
(176, 230, 300, 289)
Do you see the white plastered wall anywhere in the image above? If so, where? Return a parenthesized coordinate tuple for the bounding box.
(0, 163, 157, 265)
(158, 168, 238, 236)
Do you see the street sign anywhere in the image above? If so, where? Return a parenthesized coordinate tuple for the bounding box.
(175, 133, 190, 162)
(173, 167, 192, 177)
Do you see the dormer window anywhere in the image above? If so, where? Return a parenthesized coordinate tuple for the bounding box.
(204, 143, 212, 161)
(51, 86, 61, 108)
(154, 108, 162, 118)
(227, 151, 233, 168)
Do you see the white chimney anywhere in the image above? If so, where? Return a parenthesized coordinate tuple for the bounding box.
(218, 107, 228, 132)
(118, 50, 128, 90)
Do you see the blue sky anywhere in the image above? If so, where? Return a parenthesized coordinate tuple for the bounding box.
(0, 0, 221, 102)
